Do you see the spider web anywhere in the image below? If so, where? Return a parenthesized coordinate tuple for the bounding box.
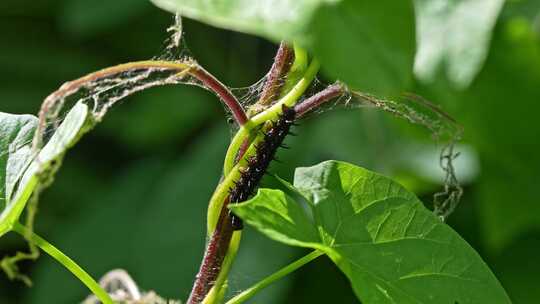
(1, 14, 463, 290)
(1, 16, 463, 249)
(345, 90, 463, 219)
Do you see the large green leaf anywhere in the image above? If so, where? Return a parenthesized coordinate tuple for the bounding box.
(150, 0, 416, 96)
(414, 0, 505, 88)
(231, 161, 510, 303)
(0, 102, 90, 236)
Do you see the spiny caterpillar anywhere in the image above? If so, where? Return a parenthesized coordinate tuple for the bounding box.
(229, 105, 296, 230)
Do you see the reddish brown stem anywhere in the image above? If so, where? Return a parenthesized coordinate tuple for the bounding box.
(187, 43, 295, 303)
(191, 66, 248, 126)
(234, 42, 292, 161)
(294, 83, 345, 118)
(258, 42, 294, 105)
(37, 61, 248, 139)
(187, 198, 235, 304)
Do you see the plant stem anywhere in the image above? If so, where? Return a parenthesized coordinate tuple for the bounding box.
(188, 206, 236, 304)
(221, 58, 320, 178)
(38, 60, 248, 142)
(196, 52, 320, 304)
(225, 250, 324, 304)
(207, 146, 253, 233)
(222, 123, 253, 178)
(11, 222, 113, 304)
(191, 66, 248, 126)
(294, 83, 346, 118)
(199, 113, 304, 302)
(201, 231, 242, 304)
(258, 42, 294, 106)
(278, 45, 308, 98)
(251, 59, 320, 125)
(223, 42, 294, 176)
(197, 132, 269, 302)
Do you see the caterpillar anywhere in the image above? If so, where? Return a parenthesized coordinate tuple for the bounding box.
(228, 105, 296, 230)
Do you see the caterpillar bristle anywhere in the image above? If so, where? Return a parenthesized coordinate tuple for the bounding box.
(247, 156, 257, 165)
(230, 213, 244, 230)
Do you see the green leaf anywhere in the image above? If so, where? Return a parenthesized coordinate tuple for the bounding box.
(0, 112, 38, 213)
(0, 102, 90, 237)
(231, 161, 510, 303)
(414, 0, 505, 88)
(150, 0, 416, 96)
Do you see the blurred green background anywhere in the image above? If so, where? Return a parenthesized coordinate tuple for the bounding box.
(1, 0, 539, 303)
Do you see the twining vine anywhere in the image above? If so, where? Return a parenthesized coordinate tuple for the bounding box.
(0, 16, 462, 304)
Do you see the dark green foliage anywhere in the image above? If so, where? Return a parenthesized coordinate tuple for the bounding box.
(1, 0, 539, 303)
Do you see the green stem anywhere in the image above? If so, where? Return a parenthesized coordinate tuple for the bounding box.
(225, 250, 324, 304)
(220, 58, 320, 186)
(279, 45, 308, 97)
(292, 44, 308, 72)
(251, 59, 320, 125)
(203, 52, 320, 304)
(11, 222, 114, 304)
(222, 123, 253, 177)
(207, 132, 265, 233)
